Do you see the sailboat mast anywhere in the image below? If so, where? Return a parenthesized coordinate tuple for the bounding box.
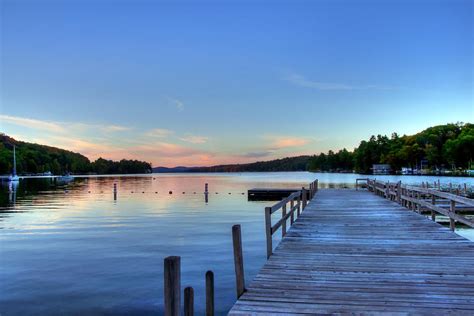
(13, 145, 17, 176)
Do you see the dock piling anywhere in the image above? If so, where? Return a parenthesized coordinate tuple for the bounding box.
(302, 187, 307, 209)
(281, 203, 287, 237)
(184, 287, 194, 316)
(164, 256, 181, 316)
(205, 271, 214, 316)
(232, 225, 246, 299)
(265, 207, 272, 259)
(450, 200, 456, 231)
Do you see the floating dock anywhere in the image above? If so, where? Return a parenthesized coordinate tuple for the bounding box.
(248, 188, 309, 201)
(230, 189, 474, 314)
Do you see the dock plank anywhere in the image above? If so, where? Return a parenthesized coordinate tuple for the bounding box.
(229, 189, 474, 315)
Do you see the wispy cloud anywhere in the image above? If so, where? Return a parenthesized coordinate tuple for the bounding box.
(1, 114, 132, 134)
(285, 73, 393, 90)
(101, 125, 131, 132)
(145, 128, 173, 138)
(166, 97, 184, 111)
(268, 136, 310, 149)
(0, 114, 65, 132)
(179, 135, 208, 144)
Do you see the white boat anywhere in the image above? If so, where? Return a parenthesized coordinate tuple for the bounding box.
(8, 146, 19, 182)
(57, 173, 74, 182)
(8, 174, 20, 182)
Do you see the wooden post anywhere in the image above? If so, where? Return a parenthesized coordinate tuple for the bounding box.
(205, 271, 214, 316)
(465, 183, 468, 194)
(290, 199, 295, 225)
(282, 203, 287, 237)
(302, 187, 307, 209)
(232, 225, 245, 299)
(431, 195, 436, 221)
(450, 200, 456, 231)
(205, 183, 208, 194)
(164, 256, 180, 316)
(449, 182, 452, 193)
(297, 195, 301, 216)
(316, 179, 318, 192)
(438, 179, 441, 190)
(113, 183, 117, 200)
(184, 287, 194, 316)
(265, 207, 272, 259)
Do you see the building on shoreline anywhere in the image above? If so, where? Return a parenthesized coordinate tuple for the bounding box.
(372, 164, 391, 175)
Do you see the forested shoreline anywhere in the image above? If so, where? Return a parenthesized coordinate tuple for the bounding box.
(2, 123, 473, 176)
(308, 123, 473, 174)
(0, 134, 152, 175)
(170, 123, 473, 175)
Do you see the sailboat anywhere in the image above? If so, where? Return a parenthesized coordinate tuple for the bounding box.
(8, 145, 20, 182)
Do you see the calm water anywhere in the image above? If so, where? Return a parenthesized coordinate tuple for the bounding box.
(1, 172, 473, 315)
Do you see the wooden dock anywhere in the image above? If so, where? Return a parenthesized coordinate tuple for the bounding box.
(229, 189, 474, 314)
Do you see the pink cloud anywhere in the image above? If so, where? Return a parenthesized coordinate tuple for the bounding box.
(269, 136, 310, 149)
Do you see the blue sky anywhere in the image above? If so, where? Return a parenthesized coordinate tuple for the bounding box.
(1, 0, 472, 166)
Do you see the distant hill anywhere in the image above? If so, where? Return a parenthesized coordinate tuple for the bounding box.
(0, 134, 152, 175)
(153, 166, 194, 173)
(152, 156, 312, 173)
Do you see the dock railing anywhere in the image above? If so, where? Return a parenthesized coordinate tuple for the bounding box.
(265, 179, 318, 258)
(364, 179, 474, 231)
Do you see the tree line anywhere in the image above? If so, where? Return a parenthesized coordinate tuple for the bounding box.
(309, 123, 473, 174)
(0, 134, 152, 175)
(2, 123, 472, 175)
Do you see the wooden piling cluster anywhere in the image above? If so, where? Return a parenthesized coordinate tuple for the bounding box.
(264, 179, 318, 259)
(163, 256, 215, 316)
(366, 179, 474, 231)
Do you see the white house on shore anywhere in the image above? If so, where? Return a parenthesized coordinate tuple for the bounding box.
(372, 164, 391, 175)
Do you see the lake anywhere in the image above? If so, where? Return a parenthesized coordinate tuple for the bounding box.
(1, 172, 473, 315)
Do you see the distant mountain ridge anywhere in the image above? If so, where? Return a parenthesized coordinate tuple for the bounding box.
(152, 166, 194, 173)
(152, 156, 312, 173)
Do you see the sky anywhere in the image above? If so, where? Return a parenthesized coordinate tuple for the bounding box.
(0, 0, 473, 167)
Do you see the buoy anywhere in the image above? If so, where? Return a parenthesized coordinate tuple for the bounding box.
(228, 192, 231, 194)
(182, 192, 185, 194)
(155, 191, 158, 194)
(88, 191, 91, 193)
(142, 191, 145, 193)
(169, 191, 173, 194)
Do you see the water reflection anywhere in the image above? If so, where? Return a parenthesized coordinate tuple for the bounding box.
(0, 172, 473, 315)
